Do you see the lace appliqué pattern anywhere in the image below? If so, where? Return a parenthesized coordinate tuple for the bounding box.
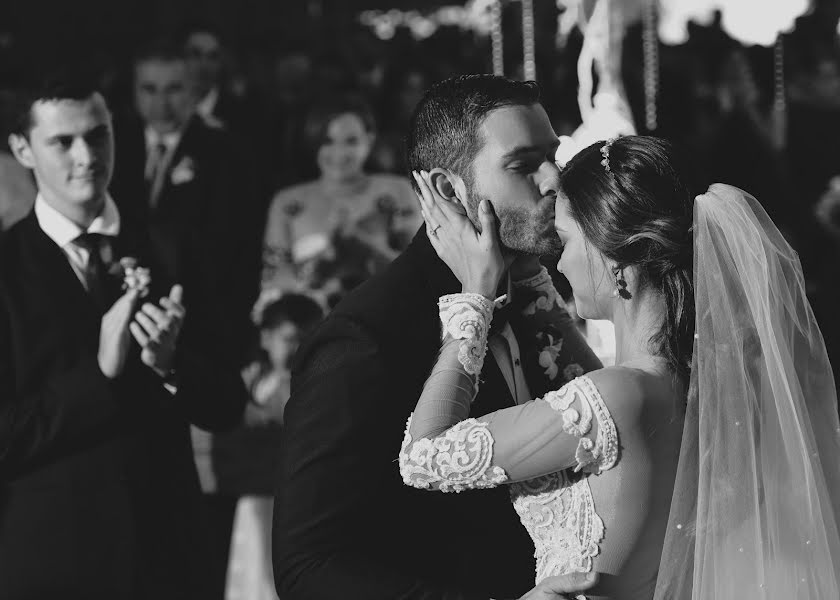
(399, 413, 508, 492)
(510, 376, 618, 584)
(511, 472, 604, 583)
(438, 293, 495, 380)
(543, 376, 618, 474)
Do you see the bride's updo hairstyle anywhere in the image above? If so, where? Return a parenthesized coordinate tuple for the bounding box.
(560, 135, 702, 379)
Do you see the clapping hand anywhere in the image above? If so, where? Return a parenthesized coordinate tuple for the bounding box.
(412, 170, 505, 299)
(129, 284, 185, 377)
(98, 288, 141, 379)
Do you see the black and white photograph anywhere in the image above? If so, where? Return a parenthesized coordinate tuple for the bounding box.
(1, 1, 840, 598)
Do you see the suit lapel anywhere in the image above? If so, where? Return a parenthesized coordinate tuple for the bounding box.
(20, 211, 164, 318)
(19, 213, 102, 323)
(153, 117, 201, 215)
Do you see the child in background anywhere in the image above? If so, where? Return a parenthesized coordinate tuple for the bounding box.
(241, 292, 322, 426)
(221, 292, 323, 600)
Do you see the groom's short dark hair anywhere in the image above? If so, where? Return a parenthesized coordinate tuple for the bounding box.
(8, 65, 103, 139)
(405, 74, 540, 191)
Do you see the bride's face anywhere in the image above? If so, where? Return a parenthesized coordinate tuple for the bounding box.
(554, 195, 614, 320)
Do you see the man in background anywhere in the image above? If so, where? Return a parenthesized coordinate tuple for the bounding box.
(109, 40, 263, 600)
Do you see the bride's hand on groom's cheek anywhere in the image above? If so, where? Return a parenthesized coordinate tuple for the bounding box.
(413, 170, 504, 299)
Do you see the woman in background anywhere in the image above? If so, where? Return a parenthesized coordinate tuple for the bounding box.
(262, 93, 420, 308)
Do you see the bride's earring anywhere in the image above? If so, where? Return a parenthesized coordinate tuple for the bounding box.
(613, 267, 632, 300)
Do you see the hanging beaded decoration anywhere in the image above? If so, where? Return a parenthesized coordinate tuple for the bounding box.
(491, 0, 505, 76)
(642, 0, 659, 132)
(522, 0, 536, 81)
(772, 35, 787, 149)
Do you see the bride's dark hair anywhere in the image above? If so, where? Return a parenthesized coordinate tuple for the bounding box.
(560, 135, 702, 380)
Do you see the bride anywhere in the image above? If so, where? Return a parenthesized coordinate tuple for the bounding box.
(400, 135, 840, 599)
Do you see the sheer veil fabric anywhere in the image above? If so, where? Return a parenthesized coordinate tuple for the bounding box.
(653, 184, 840, 599)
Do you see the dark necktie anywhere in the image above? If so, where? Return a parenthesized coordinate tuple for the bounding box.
(145, 141, 168, 182)
(72, 232, 111, 309)
(146, 141, 169, 208)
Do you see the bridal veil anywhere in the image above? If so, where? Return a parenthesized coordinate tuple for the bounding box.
(653, 184, 840, 599)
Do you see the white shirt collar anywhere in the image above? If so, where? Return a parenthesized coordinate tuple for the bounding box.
(34, 193, 121, 248)
(196, 87, 219, 118)
(144, 126, 182, 153)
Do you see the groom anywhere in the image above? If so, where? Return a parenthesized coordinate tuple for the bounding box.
(0, 69, 247, 597)
(273, 75, 601, 599)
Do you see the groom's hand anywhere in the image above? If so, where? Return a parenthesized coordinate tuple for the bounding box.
(516, 572, 598, 600)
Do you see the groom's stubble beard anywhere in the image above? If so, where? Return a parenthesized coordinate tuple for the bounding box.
(465, 188, 563, 257)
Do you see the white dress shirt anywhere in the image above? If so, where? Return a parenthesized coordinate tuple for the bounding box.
(489, 323, 532, 406)
(487, 278, 532, 406)
(34, 193, 120, 290)
(143, 128, 181, 181)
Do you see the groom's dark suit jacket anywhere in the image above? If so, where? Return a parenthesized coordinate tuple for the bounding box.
(0, 211, 248, 599)
(274, 230, 563, 600)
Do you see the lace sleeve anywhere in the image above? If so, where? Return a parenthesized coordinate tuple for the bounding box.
(398, 293, 506, 492)
(398, 292, 618, 492)
(512, 266, 602, 389)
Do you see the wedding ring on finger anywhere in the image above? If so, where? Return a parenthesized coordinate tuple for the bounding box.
(431, 224, 442, 238)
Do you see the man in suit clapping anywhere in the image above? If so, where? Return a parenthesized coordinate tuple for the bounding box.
(0, 67, 247, 598)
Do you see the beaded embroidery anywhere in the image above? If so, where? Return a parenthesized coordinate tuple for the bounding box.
(543, 376, 618, 474)
(511, 471, 605, 582)
(438, 293, 495, 380)
(511, 376, 618, 584)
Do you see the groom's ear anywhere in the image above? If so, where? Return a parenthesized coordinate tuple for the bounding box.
(428, 168, 467, 214)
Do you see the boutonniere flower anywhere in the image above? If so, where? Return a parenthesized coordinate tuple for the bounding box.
(170, 156, 196, 185)
(116, 257, 151, 298)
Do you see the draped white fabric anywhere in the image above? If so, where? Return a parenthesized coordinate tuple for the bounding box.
(654, 184, 840, 599)
(657, 0, 810, 46)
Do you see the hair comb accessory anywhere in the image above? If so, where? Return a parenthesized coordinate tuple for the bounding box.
(600, 137, 617, 173)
